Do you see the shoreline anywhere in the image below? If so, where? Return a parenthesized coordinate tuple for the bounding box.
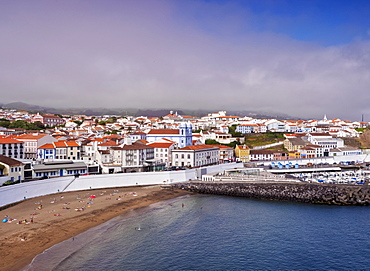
(0, 185, 192, 271)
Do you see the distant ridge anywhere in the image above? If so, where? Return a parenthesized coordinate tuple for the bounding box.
(1, 102, 298, 120)
(2, 102, 54, 113)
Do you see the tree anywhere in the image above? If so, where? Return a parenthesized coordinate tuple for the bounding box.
(228, 124, 242, 137)
(107, 117, 117, 123)
(33, 121, 45, 130)
(205, 139, 221, 145)
(0, 119, 10, 128)
(226, 141, 242, 148)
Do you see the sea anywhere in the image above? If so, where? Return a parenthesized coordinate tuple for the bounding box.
(25, 194, 370, 271)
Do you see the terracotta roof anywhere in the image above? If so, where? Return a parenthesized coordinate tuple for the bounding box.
(0, 155, 24, 166)
(38, 143, 55, 149)
(16, 134, 47, 140)
(111, 147, 124, 150)
(99, 140, 118, 146)
(121, 142, 154, 150)
(148, 142, 173, 148)
(148, 129, 179, 135)
(136, 139, 149, 144)
(178, 145, 219, 151)
(65, 141, 79, 147)
(207, 145, 233, 149)
(0, 138, 22, 144)
(54, 141, 67, 148)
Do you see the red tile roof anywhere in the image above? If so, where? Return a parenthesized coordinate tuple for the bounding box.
(0, 155, 24, 166)
(99, 140, 118, 146)
(148, 129, 179, 135)
(148, 142, 173, 148)
(38, 143, 55, 149)
(178, 144, 219, 151)
(66, 141, 79, 147)
(16, 134, 47, 140)
(0, 138, 22, 144)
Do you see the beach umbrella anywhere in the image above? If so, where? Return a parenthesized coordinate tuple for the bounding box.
(90, 195, 96, 199)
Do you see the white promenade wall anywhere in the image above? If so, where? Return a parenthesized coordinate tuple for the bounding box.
(0, 163, 240, 208)
(65, 170, 196, 192)
(0, 176, 75, 207)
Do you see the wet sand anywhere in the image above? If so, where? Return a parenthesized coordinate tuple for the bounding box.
(0, 185, 191, 271)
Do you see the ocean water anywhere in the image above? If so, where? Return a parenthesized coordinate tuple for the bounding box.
(26, 195, 370, 271)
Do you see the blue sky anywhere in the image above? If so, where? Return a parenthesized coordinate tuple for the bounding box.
(1, 0, 370, 121)
(175, 0, 370, 45)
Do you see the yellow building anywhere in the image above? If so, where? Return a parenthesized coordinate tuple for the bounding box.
(288, 151, 301, 159)
(235, 145, 250, 162)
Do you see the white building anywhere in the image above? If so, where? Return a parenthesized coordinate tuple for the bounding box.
(0, 155, 24, 184)
(305, 133, 344, 156)
(171, 145, 219, 168)
(0, 138, 24, 160)
(147, 140, 177, 167)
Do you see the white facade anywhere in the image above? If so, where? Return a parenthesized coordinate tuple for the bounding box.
(171, 145, 219, 168)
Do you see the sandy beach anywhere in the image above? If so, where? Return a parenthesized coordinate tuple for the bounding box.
(0, 185, 191, 271)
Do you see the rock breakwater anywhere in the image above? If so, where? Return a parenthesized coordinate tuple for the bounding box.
(173, 182, 370, 205)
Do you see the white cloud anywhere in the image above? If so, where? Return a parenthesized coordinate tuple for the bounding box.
(0, 0, 369, 121)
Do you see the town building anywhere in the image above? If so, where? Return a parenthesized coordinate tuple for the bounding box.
(16, 134, 57, 159)
(0, 155, 24, 184)
(32, 160, 88, 179)
(37, 140, 81, 160)
(171, 145, 219, 168)
(147, 140, 178, 167)
(249, 150, 275, 161)
(235, 145, 250, 162)
(0, 137, 24, 159)
(207, 145, 235, 163)
(31, 113, 66, 126)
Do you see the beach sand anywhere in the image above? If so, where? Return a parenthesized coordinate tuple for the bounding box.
(0, 185, 191, 271)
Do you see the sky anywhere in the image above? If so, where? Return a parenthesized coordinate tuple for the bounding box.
(1, 0, 370, 121)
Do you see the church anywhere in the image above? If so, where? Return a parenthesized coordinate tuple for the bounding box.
(146, 123, 192, 148)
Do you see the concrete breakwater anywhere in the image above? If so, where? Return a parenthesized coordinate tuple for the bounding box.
(173, 182, 370, 205)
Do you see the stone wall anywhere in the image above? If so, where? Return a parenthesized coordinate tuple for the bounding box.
(173, 181, 370, 205)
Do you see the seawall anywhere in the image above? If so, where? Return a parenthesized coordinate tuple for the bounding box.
(173, 181, 370, 205)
